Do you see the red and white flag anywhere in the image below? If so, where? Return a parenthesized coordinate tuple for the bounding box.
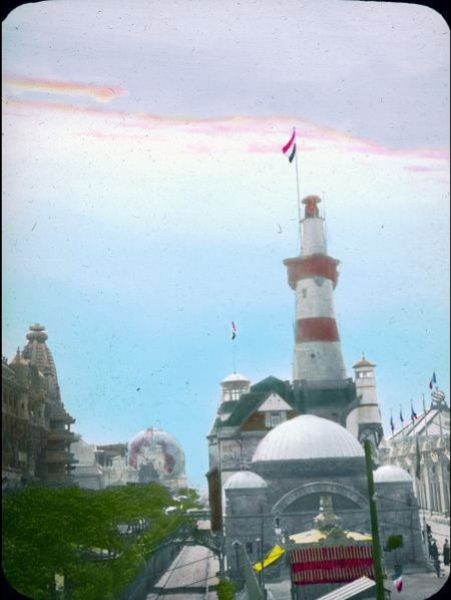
(282, 128, 297, 163)
(394, 575, 403, 592)
(231, 321, 237, 340)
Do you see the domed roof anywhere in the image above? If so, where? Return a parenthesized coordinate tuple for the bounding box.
(252, 415, 364, 463)
(224, 471, 267, 489)
(127, 427, 185, 477)
(374, 465, 412, 483)
(353, 352, 376, 369)
(221, 372, 250, 384)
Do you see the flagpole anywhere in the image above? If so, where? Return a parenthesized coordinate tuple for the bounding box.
(422, 393, 429, 438)
(293, 128, 302, 243)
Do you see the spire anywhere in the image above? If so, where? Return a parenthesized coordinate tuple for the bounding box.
(22, 324, 60, 402)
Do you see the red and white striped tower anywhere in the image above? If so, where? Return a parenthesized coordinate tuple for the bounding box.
(283, 195, 347, 382)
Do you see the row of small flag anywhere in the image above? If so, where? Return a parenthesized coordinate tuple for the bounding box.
(390, 372, 438, 433)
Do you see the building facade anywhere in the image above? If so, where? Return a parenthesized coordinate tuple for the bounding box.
(71, 428, 188, 492)
(207, 193, 428, 579)
(380, 388, 450, 516)
(2, 324, 77, 487)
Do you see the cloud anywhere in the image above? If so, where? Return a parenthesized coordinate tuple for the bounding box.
(3, 76, 128, 103)
(2, 95, 449, 178)
(404, 165, 447, 173)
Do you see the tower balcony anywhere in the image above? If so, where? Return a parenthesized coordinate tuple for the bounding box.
(43, 450, 76, 464)
(283, 255, 339, 289)
(47, 429, 78, 443)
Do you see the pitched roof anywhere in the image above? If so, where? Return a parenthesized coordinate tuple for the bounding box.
(223, 376, 295, 427)
(352, 353, 376, 369)
(389, 402, 450, 441)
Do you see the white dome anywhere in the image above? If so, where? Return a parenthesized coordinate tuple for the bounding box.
(221, 372, 250, 384)
(224, 471, 267, 489)
(252, 415, 364, 462)
(374, 465, 412, 483)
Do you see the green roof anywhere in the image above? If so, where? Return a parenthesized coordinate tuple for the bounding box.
(223, 376, 295, 428)
(218, 401, 238, 414)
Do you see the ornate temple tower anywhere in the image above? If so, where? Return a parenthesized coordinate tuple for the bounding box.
(284, 196, 354, 424)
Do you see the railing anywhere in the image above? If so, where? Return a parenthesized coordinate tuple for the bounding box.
(117, 522, 194, 600)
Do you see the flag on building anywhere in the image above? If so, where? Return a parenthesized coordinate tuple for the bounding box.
(390, 415, 395, 433)
(231, 321, 237, 340)
(399, 407, 404, 424)
(410, 402, 418, 423)
(429, 372, 437, 389)
(282, 129, 297, 163)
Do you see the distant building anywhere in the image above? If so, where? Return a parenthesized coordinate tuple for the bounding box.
(2, 324, 77, 487)
(207, 373, 299, 492)
(71, 427, 187, 492)
(380, 388, 450, 516)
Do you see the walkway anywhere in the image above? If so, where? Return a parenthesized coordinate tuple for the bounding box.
(146, 544, 219, 600)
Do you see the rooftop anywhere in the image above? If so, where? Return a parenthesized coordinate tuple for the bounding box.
(374, 464, 412, 483)
(252, 415, 364, 462)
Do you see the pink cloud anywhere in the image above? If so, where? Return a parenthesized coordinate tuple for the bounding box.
(3, 76, 127, 102)
(3, 96, 449, 166)
(404, 165, 447, 173)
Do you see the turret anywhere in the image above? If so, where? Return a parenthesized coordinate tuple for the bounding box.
(346, 353, 383, 451)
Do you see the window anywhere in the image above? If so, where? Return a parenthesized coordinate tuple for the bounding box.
(246, 541, 253, 554)
(302, 288, 307, 298)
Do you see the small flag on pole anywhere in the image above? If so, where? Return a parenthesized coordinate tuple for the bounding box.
(393, 575, 403, 592)
(399, 407, 404, 424)
(429, 372, 437, 389)
(282, 129, 297, 163)
(410, 402, 418, 423)
(390, 414, 395, 434)
(231, 321, 237, 341)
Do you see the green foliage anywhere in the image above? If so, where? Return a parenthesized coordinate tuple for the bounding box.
(177, 487, 200, 504)
(386, 534, 404, 551)
(217, 578, 236, 600)
(2, 483, 188, 600)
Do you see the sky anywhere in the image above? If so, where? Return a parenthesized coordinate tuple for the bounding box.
(2, 0, 449, 489)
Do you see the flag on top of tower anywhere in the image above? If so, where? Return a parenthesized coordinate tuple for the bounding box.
(231, 321, 237, 340)
(390, 414, 395, 434)
(282, 128, 297, 163)
(429, 371, 437, 389)
(399, 407, 404, 424)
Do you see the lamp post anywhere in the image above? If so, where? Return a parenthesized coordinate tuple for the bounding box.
(232, 540, 242, 588)
(364, 440, 385, 600)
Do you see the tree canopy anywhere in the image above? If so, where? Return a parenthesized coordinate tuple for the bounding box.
(2, 483, 198, 600)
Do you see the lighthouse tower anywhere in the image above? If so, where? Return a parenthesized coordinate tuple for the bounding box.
(284, 195, 354, 424)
